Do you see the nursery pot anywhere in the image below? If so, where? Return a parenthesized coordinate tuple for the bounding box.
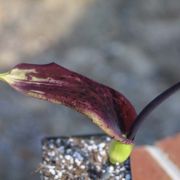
(39, 134, 132, 180)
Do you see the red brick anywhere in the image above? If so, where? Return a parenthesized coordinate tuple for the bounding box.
(156, 133, 180, 169)
(131, 147, 171, 180)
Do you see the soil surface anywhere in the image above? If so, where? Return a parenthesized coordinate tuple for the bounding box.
(40, 135, 131, 180)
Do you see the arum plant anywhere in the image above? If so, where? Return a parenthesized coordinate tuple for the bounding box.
(0, 63, 179, 164)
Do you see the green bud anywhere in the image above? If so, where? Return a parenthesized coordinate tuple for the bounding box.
(109, 140, 134, 164)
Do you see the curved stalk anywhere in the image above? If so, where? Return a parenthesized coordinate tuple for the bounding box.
(127, 81, 180, 140)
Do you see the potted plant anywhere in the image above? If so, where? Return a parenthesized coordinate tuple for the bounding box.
(0, 63, 179, 179)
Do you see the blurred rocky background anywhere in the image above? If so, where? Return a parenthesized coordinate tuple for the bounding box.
(0, 0, 179, 179)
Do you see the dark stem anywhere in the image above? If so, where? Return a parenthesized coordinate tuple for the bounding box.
(127, 81, 180, 140)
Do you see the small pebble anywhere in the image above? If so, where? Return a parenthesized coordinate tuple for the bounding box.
(108, 166, 114, 173)
(47, 151, 55, 157)
(58, 146, 65, 153)
(56, 138, 61, 144)
(125, 174, 131, 180)
(75, 158, 82, 166)
(98, 142, 106, 149)
(80, 165, 86, 169)
(99, 150, 106, 156)
(120, 166, 126, 172)
(49, 143, 54, 149)
(65, 155, 72, 160)
(73, 151, 84, 161)
(49, 168, 56, 176)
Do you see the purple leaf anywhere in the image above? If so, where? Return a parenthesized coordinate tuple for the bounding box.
(0, 63, 137, 144)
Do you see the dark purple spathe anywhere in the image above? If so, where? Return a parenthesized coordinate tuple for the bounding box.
(2, 63, 137, 144)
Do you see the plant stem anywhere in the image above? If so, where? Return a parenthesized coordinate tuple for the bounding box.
(127, 81, 180, 140)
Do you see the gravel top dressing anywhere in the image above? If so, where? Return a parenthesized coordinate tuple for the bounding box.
(39, 135, 132, 180)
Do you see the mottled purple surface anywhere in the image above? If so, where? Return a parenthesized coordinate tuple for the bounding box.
(4, 63, 136, 143)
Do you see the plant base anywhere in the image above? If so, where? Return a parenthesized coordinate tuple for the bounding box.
(39, 135, 132, 180)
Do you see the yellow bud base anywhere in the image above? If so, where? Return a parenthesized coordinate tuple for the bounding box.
(108, 140, 134, 164)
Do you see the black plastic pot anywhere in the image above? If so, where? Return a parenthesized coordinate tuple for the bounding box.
(39, 134, 132, 180)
